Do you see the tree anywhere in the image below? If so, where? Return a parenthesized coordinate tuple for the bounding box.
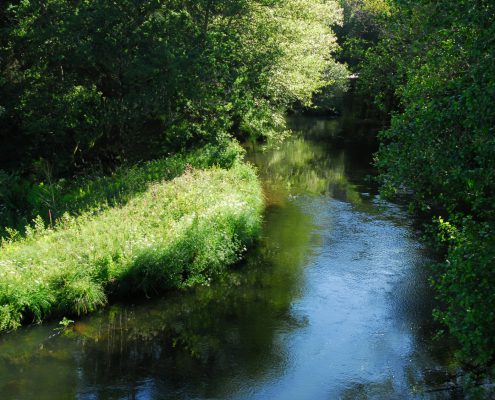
(0, 0, 346, 175)
(0, 0, 347, 231)
(360, 0, 495, 386)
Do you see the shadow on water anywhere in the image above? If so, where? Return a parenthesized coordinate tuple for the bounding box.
(0, 100, 458, 399)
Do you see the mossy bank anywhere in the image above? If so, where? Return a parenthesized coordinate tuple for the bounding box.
(0, 147, 263, 332)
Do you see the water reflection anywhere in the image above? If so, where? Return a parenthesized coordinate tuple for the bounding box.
(246, 135, 362, 206)
(0, 112, 456, 399)
(0, 198, 315, 400)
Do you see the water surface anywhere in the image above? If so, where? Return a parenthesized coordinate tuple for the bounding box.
(0, 111, 457, 399)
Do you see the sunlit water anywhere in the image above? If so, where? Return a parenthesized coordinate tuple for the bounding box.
(0, 110, 458, 399)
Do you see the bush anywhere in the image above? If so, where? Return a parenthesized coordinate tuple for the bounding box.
(433, 219, 495, 374)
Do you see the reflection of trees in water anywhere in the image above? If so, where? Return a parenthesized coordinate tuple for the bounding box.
(0, 199, 315, 399)
(0, 325, 80, 399)
(247, 133, 363, 206)
(340, 370, 462, 400)
(339, 378, 396, 400)
(288, 112, 381, 144)
(288, 116, 342, 140)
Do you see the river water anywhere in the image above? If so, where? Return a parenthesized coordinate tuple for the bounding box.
(0, 109, 457, 399)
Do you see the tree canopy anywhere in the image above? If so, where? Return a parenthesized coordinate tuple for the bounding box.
(0, 0, 346, 232)
(0, 0, 346, 175)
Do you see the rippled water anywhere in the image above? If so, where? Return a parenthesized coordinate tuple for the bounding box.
(0, 110, 457, 399)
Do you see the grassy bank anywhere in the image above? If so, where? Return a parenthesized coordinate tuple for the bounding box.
(0, 156, 263, 332)
(0, 141, 242, 238)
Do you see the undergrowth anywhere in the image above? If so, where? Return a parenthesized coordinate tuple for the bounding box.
(0, 158, 263, 332)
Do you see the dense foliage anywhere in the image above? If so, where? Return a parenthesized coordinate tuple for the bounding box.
(335, 0, 391, 68)
(360, 0, 495, 385)
(0, 0, 345, 173)
(0, 0, 346, 233)
(0, 154, 262, 332)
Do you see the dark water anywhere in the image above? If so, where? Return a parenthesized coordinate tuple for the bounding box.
(0, 112, 457, 399)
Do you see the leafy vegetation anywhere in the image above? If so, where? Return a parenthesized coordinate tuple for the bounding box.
(359, 0, 495, 386)
(335, 0, 391, 68)
(0, 0, 347, 235)
(0, 0, 346, 176)
(0, 0, 348, 331)
(0, 157, 262, 332)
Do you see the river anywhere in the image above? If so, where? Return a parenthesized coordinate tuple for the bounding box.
(0, 106, 457, 399)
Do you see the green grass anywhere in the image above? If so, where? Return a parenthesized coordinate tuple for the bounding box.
(0, 158, 263, 332)
(1, 140, 243, 238)
(57, 141, 243, 215)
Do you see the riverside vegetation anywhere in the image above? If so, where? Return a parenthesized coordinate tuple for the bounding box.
(0, 1, 347, 330)
(346, 0, 495, 390)
(0, 0, 346, 234)
(1, 0, 494, 394)
(0, 149, 262, 331)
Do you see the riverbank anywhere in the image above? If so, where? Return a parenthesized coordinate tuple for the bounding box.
(0, 115, 458, 399)
(0, 144, 263, 332)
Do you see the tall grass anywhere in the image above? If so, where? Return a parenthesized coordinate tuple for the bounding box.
(0, 160, 263, 332)
(0, 140, 242, 238)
